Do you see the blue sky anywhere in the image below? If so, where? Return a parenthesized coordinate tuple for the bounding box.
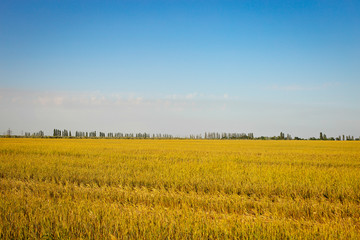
(1, 0, 359, 137)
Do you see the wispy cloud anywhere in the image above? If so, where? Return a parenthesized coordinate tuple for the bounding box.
(268, 82, 340, 91)
(0, 88, 234, 109)
(165, 92, 233, 101)
(1, 87, 359, 138)
(0, 89, 246, 136)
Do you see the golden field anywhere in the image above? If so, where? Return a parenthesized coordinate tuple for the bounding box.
(0, 138, 359, 239)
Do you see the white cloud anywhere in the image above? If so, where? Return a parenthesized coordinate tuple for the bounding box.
(0, 89, 217, 109)
(185, 92, 198, 99)
(269, 82, 340, 91)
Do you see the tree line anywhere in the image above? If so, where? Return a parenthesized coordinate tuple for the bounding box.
(2, 128, 359, 141)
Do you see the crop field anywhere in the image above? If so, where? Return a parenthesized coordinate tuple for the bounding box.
(0, 138, 360, 239)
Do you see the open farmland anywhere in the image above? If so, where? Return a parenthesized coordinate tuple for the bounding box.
(0, 138, 360, 239)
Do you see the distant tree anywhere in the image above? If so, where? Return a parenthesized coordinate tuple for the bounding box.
(34, 130, 44, 137)
(248, 133, 254, 139)
(6, 128, 12, 136)
(53, 129, 61, 137)
(62, 129, 68, 137)
(279, 132, 285, 140)
(286, 134, 292, 140)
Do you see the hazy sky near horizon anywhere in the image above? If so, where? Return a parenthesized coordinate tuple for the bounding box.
(1, 0, 360, 137)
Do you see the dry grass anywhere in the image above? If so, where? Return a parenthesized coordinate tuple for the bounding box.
(0, 138, 359, 239)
